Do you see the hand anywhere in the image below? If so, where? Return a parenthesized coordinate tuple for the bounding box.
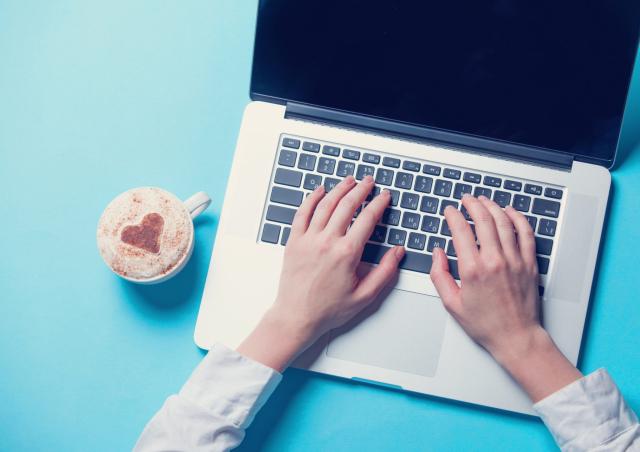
(430, 195, 581, 402)
(238, 176, 404, 372)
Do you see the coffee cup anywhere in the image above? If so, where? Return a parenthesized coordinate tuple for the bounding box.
(97, 187, 211, 284)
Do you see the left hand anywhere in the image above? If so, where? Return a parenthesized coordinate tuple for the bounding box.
(237, 176, 404, 371)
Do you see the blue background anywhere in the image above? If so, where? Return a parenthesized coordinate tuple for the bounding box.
(0, 2, 638, 451)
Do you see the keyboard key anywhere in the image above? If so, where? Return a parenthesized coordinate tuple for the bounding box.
(538, 219, 557, 237)
(493, 191, 511, 208)
(421, 215, 440, 233)
(356, 164, 375, 180)
(343, 149, 361, 160)
(443, 168, 461, 179)
(388, 228, 407, 246)
(463, 172, 481, 183)
(303, 173, 322, 190)
(441, 220, 452, 237)
(270, 186, 304, 207)
(302, 141, 320, 152)
(297, 153, 316, 171)
(322, 145, 340, 156)
(448, 259, 460, 279)
(483, 176, 502, 187)
(324, 177, 340, 192)
(375, 168, 394, 185)
(538, 285, 545, 297)
(367, 186, 382, 202)
(266, 204, 296, 225)
(274, 168, 303, 187)
(402, 212, 421, 230)
(434, 179, 453, 197)
(388, 189, 400, 206)
(318, 157, 336, 174)
(382, 208, 401, 226)
(525, 215, 538, 231)
(414, 176, 433, 193)
(420, 196, 439, 214)
(427, 236, 446, 252)
(423, 164, 441, 176)
(535, 236, 554, 256)
(363, 153, 381, 164)
(446, 240, 456, 257)
(513, 194, 531, 212)
(261, 223, 280, 244)
(362, 243, 392, 264)
(337, 161, 356, 177)
(504, 180, 522, 191)
(278, 149, 297, 167)
(453, 183, 472, 199)
(408, 232, 427, 250)
(537, 256, 550, 274)
(282, 137, 300, 149)
(399, 250, 433, 273)
(400, 192, 420, 210)
(402, 160, 421, 172)
(382, 156, 401, 168)
(532, 198, 560, 218)
(439, 199, 459, 215)
(370, 225, 387, 243)
(281, 227, 291, 245)
(461, 205, 471, 220)
(524, 184, 543, 195)
(473, 186, 492, 198)
(394, 172, 414, 189)
(545, 187, 563, 199)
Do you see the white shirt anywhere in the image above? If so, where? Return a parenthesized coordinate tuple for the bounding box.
(134, 344, 639, 452)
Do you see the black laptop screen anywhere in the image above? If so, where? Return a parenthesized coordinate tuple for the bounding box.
(251, 0, 640, 165)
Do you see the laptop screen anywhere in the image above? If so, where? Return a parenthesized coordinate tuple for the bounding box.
(251, 1, 640, 166)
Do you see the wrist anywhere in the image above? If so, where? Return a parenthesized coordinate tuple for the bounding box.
(489, 325, 553, 372)
(236, 307, 314, 372)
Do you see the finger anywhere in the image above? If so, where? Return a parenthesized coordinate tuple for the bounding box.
(430, 248, 461, 314)
(505, 206, 537, 269)
(325, 177, 375, 236)
(461, 195, 502, 256)
(290, 184, 325, 238)
(353, 246, 404, 303)
(478, 197, 520, 265)
(308, 176, 358, 231)
(347, 188, 391, 247)
(443, 200, 479, 264)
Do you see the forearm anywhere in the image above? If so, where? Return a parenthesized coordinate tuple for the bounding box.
(491, 326, 582, 403)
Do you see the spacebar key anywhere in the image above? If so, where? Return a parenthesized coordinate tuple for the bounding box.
(362, 243, 393, 264)
(400, 250, 433, 273)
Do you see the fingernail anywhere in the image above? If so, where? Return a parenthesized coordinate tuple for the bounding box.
(478, 195, 488, 201)
(394, 246, 405, 259)
(364, 175, 373, 183)
(315, 184, 325, 193)
(382, 188, 391, 196)
(444, 205, 455, 213)
(462, 193, 473, 199)
(345, 175, 355, 185)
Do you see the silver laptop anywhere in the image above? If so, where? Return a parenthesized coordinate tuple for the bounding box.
(195, 1, 640, 415)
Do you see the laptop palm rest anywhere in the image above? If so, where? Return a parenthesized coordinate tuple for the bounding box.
(326, 289, 447, 378)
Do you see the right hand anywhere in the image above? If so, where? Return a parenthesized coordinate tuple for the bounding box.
(430, 195, 543, 361)
(430, 194, 582, 402)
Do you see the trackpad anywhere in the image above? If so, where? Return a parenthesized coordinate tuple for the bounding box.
(326, 289, 447, 377)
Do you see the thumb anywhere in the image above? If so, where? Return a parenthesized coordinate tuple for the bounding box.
(430, 248, 461, 313)
(353, 246, 404, 304)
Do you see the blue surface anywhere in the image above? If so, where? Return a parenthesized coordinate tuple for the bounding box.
(1, 2, 639, 451)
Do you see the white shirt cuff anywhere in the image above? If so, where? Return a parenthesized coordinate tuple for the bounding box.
(179, 343, 283, 428)
(533, 368, 638, 451)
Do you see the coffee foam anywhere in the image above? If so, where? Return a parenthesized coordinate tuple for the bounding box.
(97, 187, 192, 281)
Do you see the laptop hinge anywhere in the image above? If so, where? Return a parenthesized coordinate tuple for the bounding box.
(285, 102, 574, 171)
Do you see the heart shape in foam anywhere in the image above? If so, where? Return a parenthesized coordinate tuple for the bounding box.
(120, 213, 165, 254)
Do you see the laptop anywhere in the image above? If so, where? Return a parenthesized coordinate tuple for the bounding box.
(195, 1, 640, 415)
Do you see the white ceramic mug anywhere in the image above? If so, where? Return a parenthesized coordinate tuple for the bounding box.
(97, 187, 211, 284)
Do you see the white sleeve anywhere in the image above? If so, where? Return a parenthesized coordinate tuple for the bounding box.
(133, 344, 282, 452)
(534, 368, 639, 451)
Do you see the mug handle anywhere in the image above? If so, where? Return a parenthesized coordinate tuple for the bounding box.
(183, 192, 211, 219)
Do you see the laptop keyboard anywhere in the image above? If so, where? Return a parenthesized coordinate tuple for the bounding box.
(260, 135, 563, 294)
